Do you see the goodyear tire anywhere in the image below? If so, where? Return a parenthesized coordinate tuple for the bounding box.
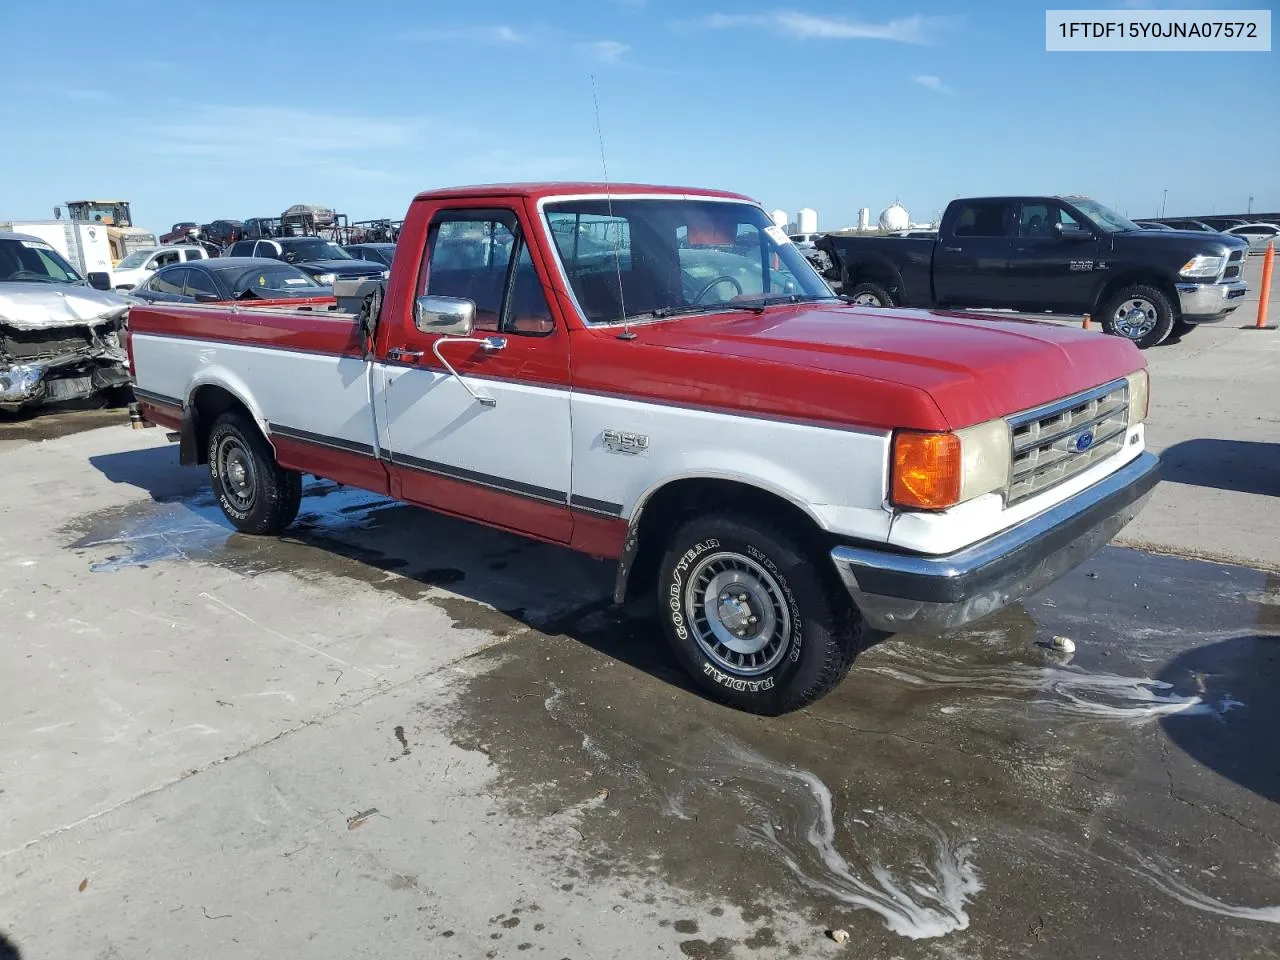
(207, 411, 302, 535)
(657, 513, 862, 714)
(846, 280, 896, 308)
(1098, 284, 1176, 349)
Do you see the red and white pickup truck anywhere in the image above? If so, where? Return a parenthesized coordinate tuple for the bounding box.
(127, 182, 1161, 714)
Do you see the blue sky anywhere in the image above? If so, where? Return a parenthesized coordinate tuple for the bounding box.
(1, 1, 1275, 234)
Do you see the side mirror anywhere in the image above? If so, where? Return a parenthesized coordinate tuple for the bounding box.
(145, 262, 157, 271)
(87, 272, 112, 291)
(1054, 222, 1092, 241)
(415, 295, 475, 336)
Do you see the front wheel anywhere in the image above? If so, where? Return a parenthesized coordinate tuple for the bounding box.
(657, 513, 862, 714)
(207, 411, 302, 534)
(1098, 284, 1175, 349)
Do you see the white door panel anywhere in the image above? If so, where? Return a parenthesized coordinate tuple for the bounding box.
(379, 365, 572, 501)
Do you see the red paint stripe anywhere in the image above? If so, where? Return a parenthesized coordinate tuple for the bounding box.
(129, 304, 363, 357)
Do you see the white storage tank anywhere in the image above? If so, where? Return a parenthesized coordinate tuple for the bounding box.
(796, 208, 818, 235)
(857, 207, 871, 231)
(878, 203, 910, 231)
(770, 209, 789, 229)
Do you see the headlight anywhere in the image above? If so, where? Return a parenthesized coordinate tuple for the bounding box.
(1125, 369, 1149, 425)
(890, 418, 1010, 510)
(381, 269, 391, 279)
(1179, 254, 1224, 278)
(316, 273, 337, 284)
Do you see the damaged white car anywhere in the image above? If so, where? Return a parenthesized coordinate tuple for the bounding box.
(0, 231, 133, 410)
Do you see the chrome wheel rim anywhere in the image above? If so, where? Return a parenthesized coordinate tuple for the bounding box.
(684, 551, 791, 676)
(215, 436, 256, 512)
(1113, 298, 1158, 339)
(852, 292, 883, 307)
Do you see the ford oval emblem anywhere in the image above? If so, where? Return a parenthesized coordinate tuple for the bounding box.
(1074, 431, 1095, 453)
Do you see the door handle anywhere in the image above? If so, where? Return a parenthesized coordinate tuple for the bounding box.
(432, 336, 507, 407)
(942, 246, 962, 252)
(387, 347, 425, 362)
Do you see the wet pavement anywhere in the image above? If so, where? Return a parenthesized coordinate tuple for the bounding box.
(0, 401, 130, 449)
(2, 434, 1279, 958)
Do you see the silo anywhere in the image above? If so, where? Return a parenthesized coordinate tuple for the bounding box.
(797, 208, 818, 234)
(770, 209, 789, 229)
(857, 207, 871, 231)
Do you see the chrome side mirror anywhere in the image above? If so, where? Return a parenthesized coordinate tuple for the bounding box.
(415, 295, 475, 336)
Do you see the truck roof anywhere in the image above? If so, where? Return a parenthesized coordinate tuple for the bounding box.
(412, 182, 756, 204)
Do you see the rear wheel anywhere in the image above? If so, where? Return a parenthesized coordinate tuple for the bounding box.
(207, 411, 302, 534)
(1098, 284, 1175, 349)
(846, 280, 896, 308)
(656, 513, 862, 714)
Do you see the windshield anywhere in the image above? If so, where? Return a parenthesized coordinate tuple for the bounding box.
(1068, 198, 1142, 234)
(544, 199, 834, 324)
(227, 264, 323, 295)
(0, 238, 84, 283)
(117, 249, 156, 269)
(279, 239, 352, 263)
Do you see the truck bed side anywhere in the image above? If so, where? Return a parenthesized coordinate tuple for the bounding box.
(127, 302, 388, 493)
(817, 235, 935, 306)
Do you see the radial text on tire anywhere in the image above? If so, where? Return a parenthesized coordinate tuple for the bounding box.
(656, 512, 863, 714)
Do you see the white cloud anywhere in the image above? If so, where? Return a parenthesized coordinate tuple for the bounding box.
(913, 74, 952, 95)
(129, 105, 428, 182)
(403, 25, 527, 44)
(695, 10, 954, 44)
(577, 40, 631, 63)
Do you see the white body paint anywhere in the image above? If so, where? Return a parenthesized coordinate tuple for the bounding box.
(132, 327, 1143, 557)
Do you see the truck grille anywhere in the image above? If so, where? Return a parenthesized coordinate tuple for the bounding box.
(1006, 379, 1130, 505)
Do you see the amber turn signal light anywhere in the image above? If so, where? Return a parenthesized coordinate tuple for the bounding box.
(891, 431, 962, 510)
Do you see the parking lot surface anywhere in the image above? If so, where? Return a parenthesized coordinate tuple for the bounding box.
(3, 256, 1278, 958)
(1, 414, 1278, 959)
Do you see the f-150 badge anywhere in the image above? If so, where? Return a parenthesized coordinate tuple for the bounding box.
(603, 429, 649, 455)
(1068, 260, 1095, 272)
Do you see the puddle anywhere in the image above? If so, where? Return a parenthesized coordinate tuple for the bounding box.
(429, 548, 1280, 955)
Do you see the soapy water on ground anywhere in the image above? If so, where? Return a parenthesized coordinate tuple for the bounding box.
(68, 482, 394, 573)
(865, 640, 1244, 723)
(540, 683, 982, 940)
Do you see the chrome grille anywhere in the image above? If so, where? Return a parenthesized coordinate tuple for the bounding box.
(1007, 379, 1130, 505)
(1225, 248, 1245, 276)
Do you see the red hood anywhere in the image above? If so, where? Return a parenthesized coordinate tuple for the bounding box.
(573, 303, 1144, 431)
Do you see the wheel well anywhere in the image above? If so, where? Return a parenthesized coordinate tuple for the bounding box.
(846, 263, 899, 293)
(622, 479, 827, 603)
(183, 385, 255, 465)
(1094, 272, 1180, 318)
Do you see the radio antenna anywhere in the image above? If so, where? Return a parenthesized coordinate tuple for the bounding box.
(591, 74, 634, 340)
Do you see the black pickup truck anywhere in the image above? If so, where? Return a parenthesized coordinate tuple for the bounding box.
(818, 195, 1250, 348)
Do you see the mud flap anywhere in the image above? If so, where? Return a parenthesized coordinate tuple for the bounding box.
(179, 404, 202, 466)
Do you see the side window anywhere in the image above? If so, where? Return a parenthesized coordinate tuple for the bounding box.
(505, 245, 555, 335)
(254, 241, 279, 259)
(1017, 203, 1051, 238)
(150, 268, 188, 296)
(184, 270, 219, 300)
(153, 250, 180, 268)
(951, 202, 1013, 238)
(228, 240, 252, 257)
(421, 214, 517, 332)
(182, 248, 205, 261)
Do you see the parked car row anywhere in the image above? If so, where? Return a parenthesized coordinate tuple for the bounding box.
(127, 258, 339, 307)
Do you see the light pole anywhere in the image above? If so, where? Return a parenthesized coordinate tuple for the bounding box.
(1161, 188, 1167, 218)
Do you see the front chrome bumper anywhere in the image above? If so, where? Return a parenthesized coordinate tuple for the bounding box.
(830, 451, 1161, 633)
(1176, 280, 1248, 322)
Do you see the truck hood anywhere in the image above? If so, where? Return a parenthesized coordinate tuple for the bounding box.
(0, 282, 131, 331)
(635, 302, 1144, 429)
